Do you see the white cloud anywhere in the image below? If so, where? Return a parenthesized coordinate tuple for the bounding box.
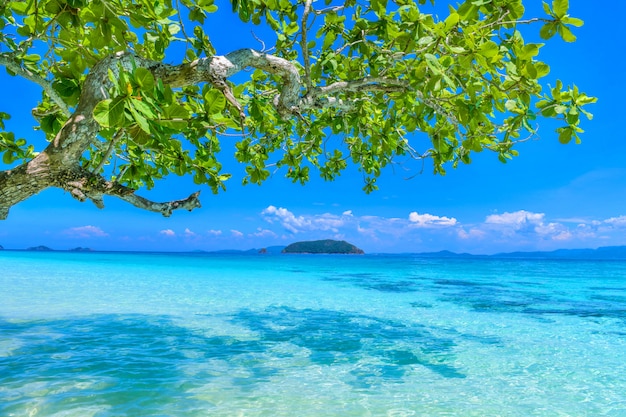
(481, 210, 577, 242)
(458, 228, 486, 240)
(184, 228, 196, 237)
(159, 229, 175, 237)
(63, 225, 109, 238)
(208, 229, 222, 236)
(535, 222, 573, 241)
(256, 206, 626, 252)
(553, 231, 573, 241)
(231, 229, 244, 238)
(251, 228, 277, 238)
(485, 210, 545, 227)
(408, 212, 458, 227)
(604, 215, 626, 228)
(261, 205, 347, 233)
(262, 205, 307, 233)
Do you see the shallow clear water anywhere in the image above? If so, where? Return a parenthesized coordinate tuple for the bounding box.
(1, 251, 625, 416)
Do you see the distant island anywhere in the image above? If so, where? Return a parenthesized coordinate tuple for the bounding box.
(282, 239, 364, 254)
(27, 245, 53, 251)
(411, 246, 626, 260)
(69, 247, 93, 252)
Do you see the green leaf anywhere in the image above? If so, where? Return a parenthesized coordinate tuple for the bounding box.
(159, 104, 189, 129)
(558, 24, 577, 42)
(534, 62, 550, 78)
(557, 126, 573, 144)
(478, 41, 499, 58)
(10, 0, 31, 15)
(507, 1, 525, 19)
(134, 68, 155, 90)
(22, 54, 41, 62)
(130, 97, 157, 119)
(505, 99, 518, 112)
(2, 151, 15, 165)
(168, 24, 181, 35)
(449, 46, 466, 54)
(562, 16, 584, 27)
(444, 13, 459, 30)
(424, 53, 442, 74)
(93, 97, 126, 128)
(539, 22, 558, 40)
(204, 89, 226, 114)
(524, 62, 538, 79)
(518, 44, 540, 60)
(552, 0, 568, 18)
(53, 78, 80, 98)
(40, 114, 63, 135)
(371, 0, 388, 14)
(128, 102, 151, 134)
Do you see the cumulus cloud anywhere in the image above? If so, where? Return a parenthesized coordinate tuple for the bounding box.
(207, 229, 222, 236)
(257, 206, 626, 251)
(482, 210, 575, 242)
(458, 228, 486, 240)
(251, 228, 277, 238)
(63, 225, 109, 238)
(184, 228, 196, 237)
(261, 205, 347, 233)
(604, 215, 626, 228)
(408, 212, 458, 227)
(534, 222, 572, 241)
(485, 210, 545, 227)
(231, 229, 244, 238)
(159, 229, 175, 237)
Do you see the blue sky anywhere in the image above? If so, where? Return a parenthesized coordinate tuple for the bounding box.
(1, 0, 625, 254)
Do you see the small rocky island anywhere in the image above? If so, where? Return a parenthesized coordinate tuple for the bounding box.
(282, 239, 364, 254)
(69, 247, 93, 252)
(27, 245, 53, 251)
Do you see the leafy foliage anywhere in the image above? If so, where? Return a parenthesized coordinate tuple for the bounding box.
(0, 0, 596, 198)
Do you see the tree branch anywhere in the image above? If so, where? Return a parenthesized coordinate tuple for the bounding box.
(300, 0, 314, 92)
(56, 166, 202, 216)
(315, 77, 409, 95)
(118, 190, 202, 217)
(0, 54, 71, 117)
(0, 48, 410, 218)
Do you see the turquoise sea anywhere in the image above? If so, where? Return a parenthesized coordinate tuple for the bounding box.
(1, 251, 626, 416)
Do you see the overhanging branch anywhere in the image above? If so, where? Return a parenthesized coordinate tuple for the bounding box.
(57, 166, 202, 216)
(0, 48, 412, 219)
(0, 54, 72, 117)
(118, 191, 202, 217)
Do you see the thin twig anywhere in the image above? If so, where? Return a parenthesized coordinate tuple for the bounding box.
(174, 0, 191, 49)
(251, 31, 273, 53)
(300, 0, 314, 92)
(0, 55, 71, 117)
(314, 5, 345, 15)
(94, 128, 126, 173)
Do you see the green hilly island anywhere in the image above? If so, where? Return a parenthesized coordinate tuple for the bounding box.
(282, 240, 364, 254)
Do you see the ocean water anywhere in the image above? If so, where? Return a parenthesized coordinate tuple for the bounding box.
(1, 251, 625, 416)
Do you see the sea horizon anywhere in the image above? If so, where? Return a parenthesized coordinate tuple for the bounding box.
(3, 242, 626, 260)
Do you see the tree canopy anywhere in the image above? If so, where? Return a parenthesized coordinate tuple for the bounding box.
(0, 0, 596, 219)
